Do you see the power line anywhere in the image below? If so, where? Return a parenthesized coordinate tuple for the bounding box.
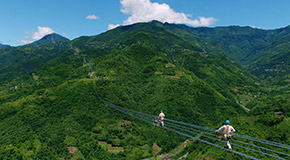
(93, 82, 290, 159)
(164, 122, 287, 160)
(165, 121, 290, 157)
(93, 84, 261, 160)
(110, 103, 289, 160)
(95, 91, 290, 151)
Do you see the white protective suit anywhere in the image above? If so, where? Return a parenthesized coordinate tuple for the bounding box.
(216, 125, 236, 150)
(158, 112, 165, 126)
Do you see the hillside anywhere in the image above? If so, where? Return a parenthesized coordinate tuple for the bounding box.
(0, 22, 289, 159)
(0, 38, 71, 83)
(0, 43, 10, 49)
(72, 22, 260, 105)
(170, 23, 290, 63)
(151, 21, 290, 79)
(155, 21, 290, 119)
(243, 33, 290, 78)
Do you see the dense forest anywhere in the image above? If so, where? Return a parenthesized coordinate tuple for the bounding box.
(0, 21, 289, 159)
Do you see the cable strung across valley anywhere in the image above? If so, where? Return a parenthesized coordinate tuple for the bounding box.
(93, 83, 290, 160)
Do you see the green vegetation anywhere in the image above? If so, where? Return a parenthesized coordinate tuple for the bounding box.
(0, 21, 289, 159)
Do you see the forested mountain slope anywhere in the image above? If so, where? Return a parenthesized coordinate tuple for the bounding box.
(0, 22, 289, 159)
(152, 21, 290, 79)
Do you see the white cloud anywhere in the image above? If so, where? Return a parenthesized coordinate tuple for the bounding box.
(18, 26, 55, 44)
(17, 40, 33, 44)
(108, 24, 120, 30)
(32, 26, 54, 40)
(251, 25, 261, 29)
(120, 0, 217, 26)
(86, 14, 99, 20)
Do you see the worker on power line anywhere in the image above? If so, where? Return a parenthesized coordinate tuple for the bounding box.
(158, 110, 165, 126)
(216, 120, 236, 150)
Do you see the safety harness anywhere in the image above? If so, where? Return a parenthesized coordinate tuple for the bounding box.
(216, 125, 231, 141)
(158, 115, 165, 121)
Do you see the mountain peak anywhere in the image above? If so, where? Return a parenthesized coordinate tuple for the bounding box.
(30, 33, 69, 46)
(42, 33, 67, 39)
(0, 43, 10, 49)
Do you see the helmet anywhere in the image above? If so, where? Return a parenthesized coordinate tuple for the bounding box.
(160, 110, 163, 113)
(225, 120, 230, 124)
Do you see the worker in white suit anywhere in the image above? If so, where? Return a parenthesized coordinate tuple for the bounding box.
(158, 110, 165, 126)
(216, 120, 236, 150)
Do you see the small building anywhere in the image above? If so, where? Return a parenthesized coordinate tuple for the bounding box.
(274, 111, 284, 117)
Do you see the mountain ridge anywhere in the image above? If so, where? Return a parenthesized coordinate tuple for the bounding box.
(147, 21, 290, 79)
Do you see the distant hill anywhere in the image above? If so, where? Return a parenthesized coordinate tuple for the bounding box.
(30, 33, 69, 46)
(149, 21, 290, 78)
(153, 21, 289, 62)
(0, 33, 70, 83)
(0, 43, 10, 49)
(0, 36, 71, 83)
(241, 26, 290, 78)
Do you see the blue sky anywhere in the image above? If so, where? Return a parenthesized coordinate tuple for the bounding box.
(1, 0, 290, 46)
